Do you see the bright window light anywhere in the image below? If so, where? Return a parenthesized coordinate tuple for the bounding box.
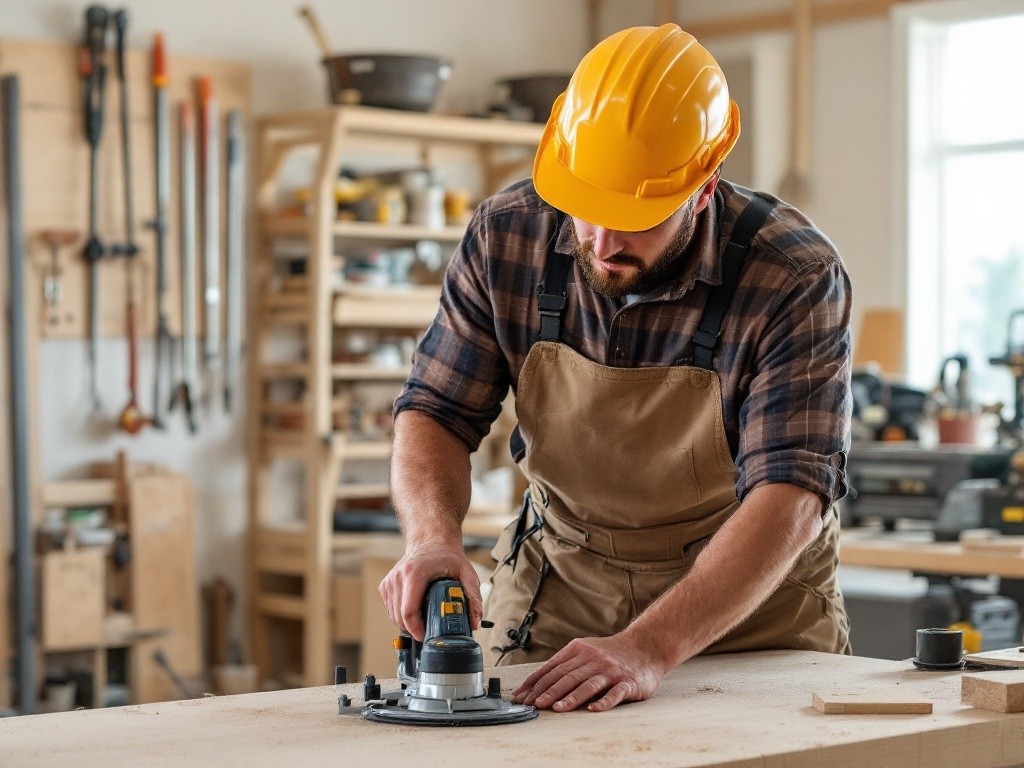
(904, 6, 1024, 412)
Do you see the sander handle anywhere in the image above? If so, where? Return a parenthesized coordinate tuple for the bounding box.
(424, 579, 473, 642)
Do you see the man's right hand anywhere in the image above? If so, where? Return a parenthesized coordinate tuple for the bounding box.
(378, 542, 483, 641)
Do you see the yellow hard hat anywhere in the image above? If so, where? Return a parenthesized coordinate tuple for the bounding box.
(533, 24, 740, 232)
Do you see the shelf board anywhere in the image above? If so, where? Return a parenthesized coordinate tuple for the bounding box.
(331, 363, 411, 381)
(332, 284, 440, 328)
(337, 482, 390, 499)
(336, 440, 392, 461)
(263, 217, 465, 242)
(41, 479, 117, 508)
(259, 105, 544, 147)
(260, 363, 311, 380)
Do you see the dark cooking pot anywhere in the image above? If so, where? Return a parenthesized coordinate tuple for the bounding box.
(499, 73, 572, 122)
(322, 54, 452, 112)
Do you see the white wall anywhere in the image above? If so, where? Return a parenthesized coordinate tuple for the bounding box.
(4, 0, 905, 655)
(1, 0, 607, 653)
(603, 1, 905, 333)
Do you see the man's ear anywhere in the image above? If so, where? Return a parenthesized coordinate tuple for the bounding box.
(693, 170, 721, 215)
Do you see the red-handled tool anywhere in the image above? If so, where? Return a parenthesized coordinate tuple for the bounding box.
(147, 32, 173, 428)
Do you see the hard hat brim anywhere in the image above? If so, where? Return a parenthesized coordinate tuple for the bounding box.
(533, 135, 691, 232)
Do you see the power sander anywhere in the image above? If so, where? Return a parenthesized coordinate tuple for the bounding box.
(338, 578, 537, 726)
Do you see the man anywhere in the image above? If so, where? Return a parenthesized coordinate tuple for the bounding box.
(380, 23, 851, 714)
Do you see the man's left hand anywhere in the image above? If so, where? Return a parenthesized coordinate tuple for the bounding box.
(511, 633, 670, 712)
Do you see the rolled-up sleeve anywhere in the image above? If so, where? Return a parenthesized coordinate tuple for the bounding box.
(393, 208, 511, 451)
(735, 255, 852, 509)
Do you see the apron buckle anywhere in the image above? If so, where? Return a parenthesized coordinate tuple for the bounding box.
(500, 490, 543, 572)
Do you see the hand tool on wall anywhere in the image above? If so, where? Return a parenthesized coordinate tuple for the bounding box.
(169, 101, 199, 433)
(147, 32, 173, 429)
(80, 4, 111, 410)
(112, 8, 150, 435)
(3, 73, 38, 716)
(118, 273, 151, 434)
(38, 230, 79, 329)
(199, 76, 221, 402)
(339, 579, 537, 725)
(224, 109, 244, 413)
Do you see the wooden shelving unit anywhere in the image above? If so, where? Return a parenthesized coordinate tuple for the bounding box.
(248, 105, 541, 687)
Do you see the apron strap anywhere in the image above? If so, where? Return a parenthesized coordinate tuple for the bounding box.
(537, 251, 573, 342)
(509, 217, 573, 461)
(691, 194, 775, 370)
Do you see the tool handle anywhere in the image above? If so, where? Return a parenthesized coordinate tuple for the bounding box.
(113, 9, 129, 81)
(298, 5, 333, 59)
(152, 32, 168, 87)
(81, 6, 109, 146)
(423, 579, 472, 642)
(84, 5, 109, 58)
(127, 290, 139, 394)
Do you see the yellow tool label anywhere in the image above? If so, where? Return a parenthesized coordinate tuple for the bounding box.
(1002, 507, 1024, 523)
(448, 586, 464, 600)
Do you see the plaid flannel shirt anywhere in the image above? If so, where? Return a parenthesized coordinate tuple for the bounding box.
(394, 179, 852, 506)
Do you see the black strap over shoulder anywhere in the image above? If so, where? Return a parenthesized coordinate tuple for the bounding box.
(537, 251, 573, 342)
(691, 194, 774, 370)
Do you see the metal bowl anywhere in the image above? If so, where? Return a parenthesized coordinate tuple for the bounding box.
(498, 73, 572, 122)
(322, 54, 452, 112)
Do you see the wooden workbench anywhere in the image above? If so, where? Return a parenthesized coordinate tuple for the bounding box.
(841, 529, 1024, 579)
(6, 650, 1024, 767)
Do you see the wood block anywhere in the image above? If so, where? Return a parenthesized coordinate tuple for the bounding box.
(40, 549, 105, 651)
(128, 473, 202, 703)
(854, 307, 905, 377)
(332, 572, 362, 644)
(965, 648, 1024, 669)
(962, 670, 1024, 713)
(812, 688, 933, 714)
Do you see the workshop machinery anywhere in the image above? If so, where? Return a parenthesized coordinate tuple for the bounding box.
(339, 579, 537, 726)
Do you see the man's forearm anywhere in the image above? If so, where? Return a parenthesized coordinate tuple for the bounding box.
(623, 483, 824, 668)
(390, 410, 473, 547)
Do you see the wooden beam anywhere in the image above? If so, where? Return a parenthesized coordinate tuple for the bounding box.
(685, 7, 791, 40)
(684, 0, 932, 40)
(586, 0, 603, 49)
(656, 0, 676, 26)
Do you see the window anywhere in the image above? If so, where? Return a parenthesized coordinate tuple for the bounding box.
(899, 0, 1024, 411)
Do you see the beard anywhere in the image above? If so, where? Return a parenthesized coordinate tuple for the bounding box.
(571, 198, 699, 299)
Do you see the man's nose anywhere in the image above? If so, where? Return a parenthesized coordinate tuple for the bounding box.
(591, 227, 623, 260)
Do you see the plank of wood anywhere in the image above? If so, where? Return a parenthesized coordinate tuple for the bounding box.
(359, 556, 398, 678)
(812, 688, 933, 714)
(962, 670, 1024, 713)
(40, 479, 117, 508)
(958, 532, 1024, 556)
(839, 531, 1024, 579)
(40, 548, 105, 651)
(128, 473, 202, 703)
(854, 308, 906, 377)
(331, 572, 362, 644)
(2, 651, 1019, 768)
(683, 0, 933, 40)
(965, 647, 1024, 669)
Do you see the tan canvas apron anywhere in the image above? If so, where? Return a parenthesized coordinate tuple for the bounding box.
(483, 197, 850, 666)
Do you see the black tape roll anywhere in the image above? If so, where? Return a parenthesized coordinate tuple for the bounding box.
(914, 628, 965, 670)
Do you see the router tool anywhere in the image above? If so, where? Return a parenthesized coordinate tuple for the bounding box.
(338, 579, 537, 726)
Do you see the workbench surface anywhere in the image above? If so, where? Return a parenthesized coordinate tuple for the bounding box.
(6, 650, 1024, 768)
